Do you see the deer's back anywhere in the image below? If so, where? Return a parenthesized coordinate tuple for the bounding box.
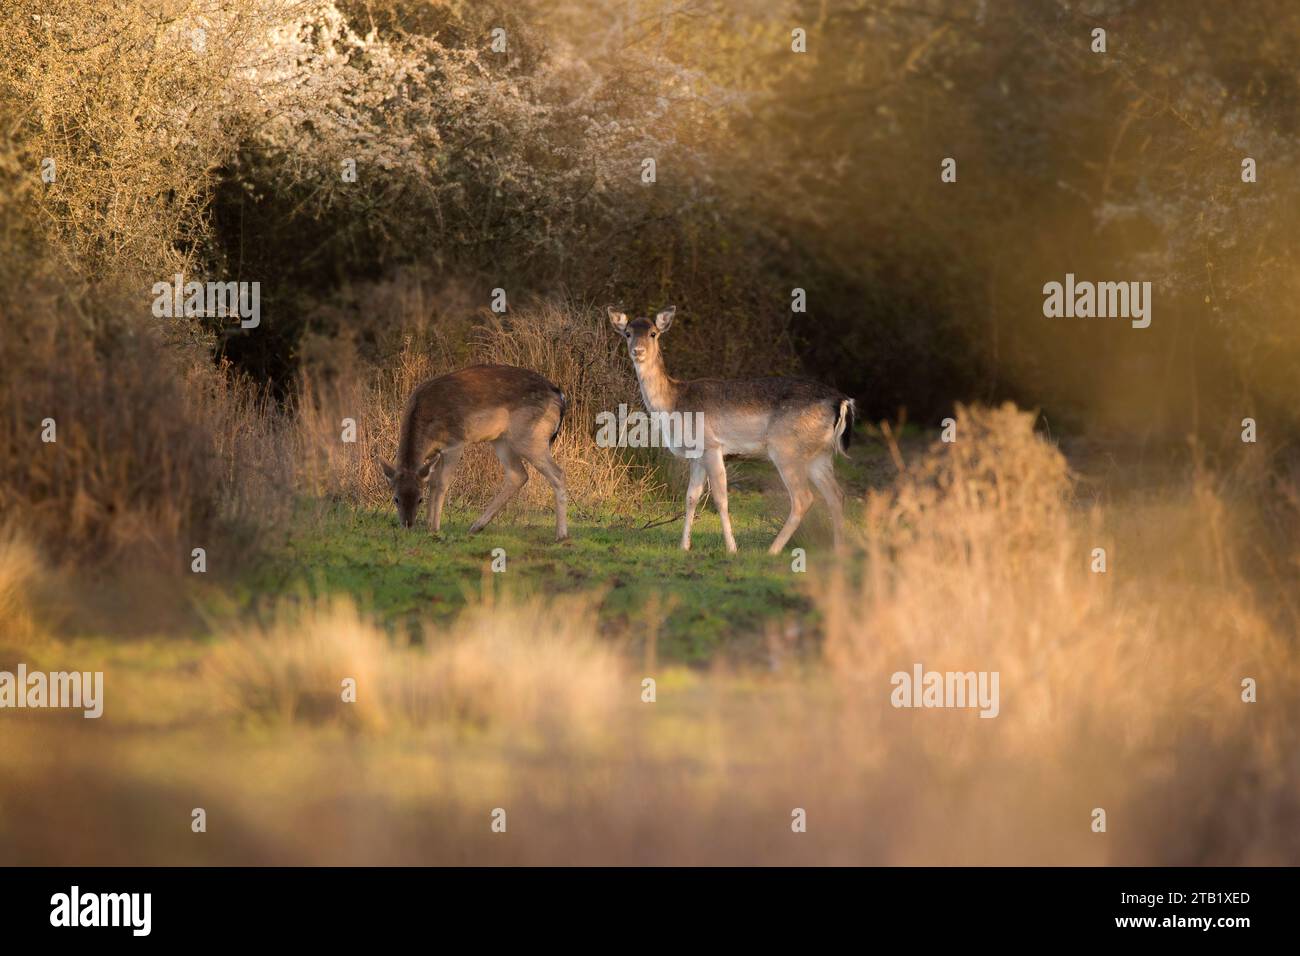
(674, 376, 848, 457)
(676, 376, 843, 413)
(404, 364, 562, 451)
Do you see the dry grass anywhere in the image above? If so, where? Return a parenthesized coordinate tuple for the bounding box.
(207, 587, 624, 741)
(192, 360, 297, 534)
(0, 522, 47, 647)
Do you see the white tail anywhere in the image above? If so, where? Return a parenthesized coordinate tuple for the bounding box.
(609, 306, 852, 554)
(832, 398, 856, 459)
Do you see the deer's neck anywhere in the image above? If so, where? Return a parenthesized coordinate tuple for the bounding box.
(634, 354, 679, 414)
(397, 398, 426, 469)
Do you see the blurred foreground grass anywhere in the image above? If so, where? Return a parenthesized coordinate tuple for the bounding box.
(2, 411, 1299, 865)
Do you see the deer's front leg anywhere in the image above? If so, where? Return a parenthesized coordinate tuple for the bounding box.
(702, 448, 737, 553)
(680, 459, 706, 551)
(426, 447, 461, 533)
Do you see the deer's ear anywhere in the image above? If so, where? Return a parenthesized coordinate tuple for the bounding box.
(379, 458, 396, 483)
(654, 306, 675, 333)
(607, 307, 628, 332)
(417, 456, 437, 482)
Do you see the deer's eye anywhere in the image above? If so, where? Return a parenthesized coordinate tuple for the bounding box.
(651, 332, 658, 338)
(393, 496, 399, 505)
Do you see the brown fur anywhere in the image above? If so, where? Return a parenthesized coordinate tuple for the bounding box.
(610, 306, 852, 554)
(380, 365, 568, 540)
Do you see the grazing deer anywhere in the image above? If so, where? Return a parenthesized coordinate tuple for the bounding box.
(609, 306, 853, 554)
(379, 365, 568, 540)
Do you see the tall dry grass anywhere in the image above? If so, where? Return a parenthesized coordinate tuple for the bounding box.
(0, 522, 47, 648)
(206, 587, 623, 741)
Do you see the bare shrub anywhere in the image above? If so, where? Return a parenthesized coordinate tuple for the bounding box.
(0, 0, 286, 283)
(0, 306, 207, 564)
(0, 2, 300, 569)
(0, 253, 292, 567)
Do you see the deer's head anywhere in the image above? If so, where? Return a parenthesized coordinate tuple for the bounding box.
(379, 456, 437, 528)
(609, 306, 674, 369)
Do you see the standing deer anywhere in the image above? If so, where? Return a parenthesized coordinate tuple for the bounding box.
(379, 365, 568, 540)
(609, 306, 853, 554)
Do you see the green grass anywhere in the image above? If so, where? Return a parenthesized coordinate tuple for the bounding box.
(238, 441, 893, 662)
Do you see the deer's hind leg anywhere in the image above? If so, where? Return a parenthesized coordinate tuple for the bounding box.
(809, 452, 845, 552)
(513, 407, 569, 541)
(521, 444, 568, 541)
(768, 450, 816, 556)
(468, 441, 529, 534)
